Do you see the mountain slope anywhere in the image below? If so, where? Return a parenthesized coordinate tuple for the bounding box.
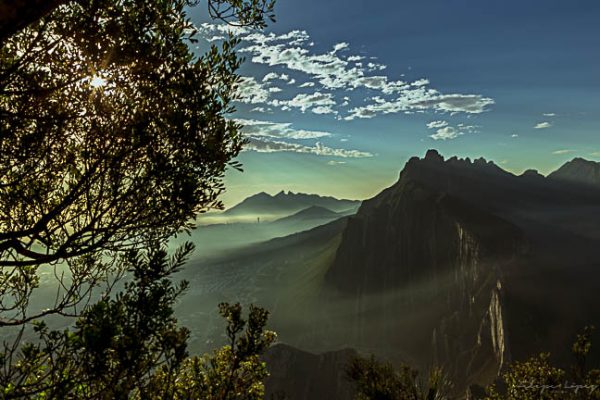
(324, 149, 600, 390)
(548, 157, 600, 187)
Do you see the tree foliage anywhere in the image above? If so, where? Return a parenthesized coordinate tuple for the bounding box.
(0, 243, 276, 399)
(0, 0, 273, 326)
(484, 326, 600, 400)
(1, 0, 277, 397)
(346, 355, 451, 400)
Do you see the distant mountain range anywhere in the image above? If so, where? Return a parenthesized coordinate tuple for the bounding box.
(223, 191, 360, 217)
(179, 150, 600, 399)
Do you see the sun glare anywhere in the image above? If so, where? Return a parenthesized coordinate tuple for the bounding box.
(90, 75, 107, 88)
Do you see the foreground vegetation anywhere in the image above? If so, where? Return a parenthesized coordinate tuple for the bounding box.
(347, 326, 600, 400)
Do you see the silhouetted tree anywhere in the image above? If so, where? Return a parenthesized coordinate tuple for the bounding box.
(1, 0, 277, 397)
(0, 0, 275, 43)
(0, 0, 273, 327)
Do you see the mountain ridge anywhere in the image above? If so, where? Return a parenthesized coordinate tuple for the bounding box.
(323, 149, 600, 390)
(223, 191, 361, 217)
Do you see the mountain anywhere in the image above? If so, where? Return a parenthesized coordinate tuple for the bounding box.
(175, 217, 350, 355)
(548, 157, 600, 187)
(179, 151, 600, 397)
(175, 204, 349, 261)
(222, 191, 360, 218)
(325, 149, 600, 390)
(263, 344, 356, 400)
(272, 205, 341, 225)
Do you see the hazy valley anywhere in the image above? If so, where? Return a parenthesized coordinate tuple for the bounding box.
(172, 150, 600, 399)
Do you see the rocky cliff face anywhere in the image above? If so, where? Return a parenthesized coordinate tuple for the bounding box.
(219, 151, 600, 398)
(324, 150, 532, 388)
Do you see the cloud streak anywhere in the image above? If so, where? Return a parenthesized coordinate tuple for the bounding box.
(245, 138, 373, 158)
(234, 118, 332, 140)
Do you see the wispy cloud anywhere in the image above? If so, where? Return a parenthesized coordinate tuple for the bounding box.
(271, 92, 336, 113)
(534, 122, 552, 129)
(237, 77, 270, 104)
(426, 122, 478, 141)
(234, 118, 331, 139)
(552, 149, 576, 155)
(327, 160, 347, 166)
(245, 138, 373, 158)
(426, 120, 448, 129)
(345, 93, 494, 121)
(429, 126, 463, 140)
(543, 113, 556, 117)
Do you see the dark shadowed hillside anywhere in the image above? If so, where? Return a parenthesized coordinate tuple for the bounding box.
(548, 157, 600, 188)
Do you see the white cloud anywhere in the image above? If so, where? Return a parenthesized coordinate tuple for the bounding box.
(430, 126, 463, 140)
(426, 120, 448, 129)
(347, 55, 364, 62)
(263, 72, 291, 83)
(327, 160, 347, 165)
(268, 87, 283, 93)
(345, 92, 494, 120)
(234, 118, 331, 140)
(332, 42, 349, 53)
(534, 122, 552, 129)
(237, 77, 270, 104)
(552, 149, 575, 155)
(426, 122, 478, 140)
(250, 106, 272, 113)
(511, 133, 519, 138)
(412, 78, 430, 87)
(312, 106, 337, 115)
(367, 62, 386, 71)
(272, 91, 336, 113)
(245, 138, 373, 158)
(201, 24, 495, 121)
(262, 72, 279, 82)
(543, 113, 556, 117)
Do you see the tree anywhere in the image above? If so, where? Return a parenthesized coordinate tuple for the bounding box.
(484, 326, 600, 400)
(0, 0, 278, 397)
(0, 0, 275, 43)
(0, 0, 274, 327)
(346, 355, 451, 400)
(0, 242, 276, 399)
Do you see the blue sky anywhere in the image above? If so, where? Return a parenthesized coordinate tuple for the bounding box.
(190, 0, 600, 206)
